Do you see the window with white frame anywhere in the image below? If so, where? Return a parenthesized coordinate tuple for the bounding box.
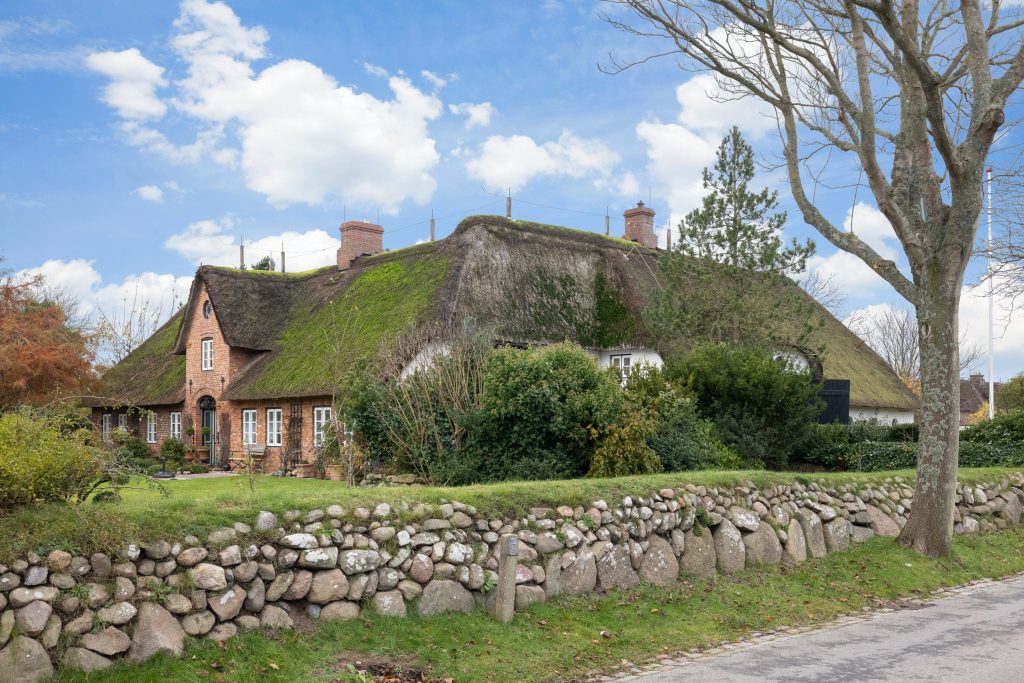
(242, 409, 257, 445)
(266, 408, 282, 447)
(117, 414, 127, 430)
(102, 414, 112, 442)
(169, 412, 181, 439)
(313, 406, 331, 447)
(610, 354, 632, 380)
(146, 412, 157, 443)
(201, 338, 213, 371)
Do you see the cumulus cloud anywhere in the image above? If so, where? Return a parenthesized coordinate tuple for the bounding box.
(134, 185, 164, 202)
(448, 101, 495, 128)
(164, 216, 339, 271)
(635, 119, 720, 225)
(674, 74, 777, 139)
(421, 70, 447, 89)
(87, 0, 442, 212)
(85, 48, 167, 120)
(465, 129, 619, 193)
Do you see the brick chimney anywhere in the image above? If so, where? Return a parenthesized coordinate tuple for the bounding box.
(337, 220, 384, 270)
(623, 201, 656, 248)
(969, 373, 986, 387)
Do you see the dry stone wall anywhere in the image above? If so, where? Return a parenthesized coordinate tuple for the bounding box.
(2, 473, 1024, 681)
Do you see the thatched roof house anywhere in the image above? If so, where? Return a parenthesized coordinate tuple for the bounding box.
(88, 213, 917, 472)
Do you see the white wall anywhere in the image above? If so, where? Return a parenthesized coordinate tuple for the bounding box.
(399, 342, 451, 380)
(595, 348, 664, 370)
(849, 406, 916, 425)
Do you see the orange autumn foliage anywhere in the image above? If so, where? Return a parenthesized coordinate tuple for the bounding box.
(0, 275, 96, 409)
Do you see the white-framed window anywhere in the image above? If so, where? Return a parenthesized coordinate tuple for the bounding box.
(242, 409, 257, 445)
(610, 354, 632, 380)
(313, 406, 331, 447)
(117, 414, 127, 430)
(266, 408, 282, 447)
(146, 412, 157, 443)
(101, 414, 112, 442)
(169, 412, 181, 439)
(201, 338, 213, 371)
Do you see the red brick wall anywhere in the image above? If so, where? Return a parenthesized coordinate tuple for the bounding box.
(90, 405, 184, 455)
(336, 220, 383, 270)
(226, 397, 332, 472)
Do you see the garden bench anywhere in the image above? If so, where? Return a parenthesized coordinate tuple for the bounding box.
(230, 443, 267, 473)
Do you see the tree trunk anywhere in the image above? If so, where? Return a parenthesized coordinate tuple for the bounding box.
(897, 280, 961, 556)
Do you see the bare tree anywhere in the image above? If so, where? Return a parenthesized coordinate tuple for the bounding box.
(850, 307, 983, 395)
(799, 270, 846, 316)
(95, 285, 180, 365)
(605, 0, 1024, 555)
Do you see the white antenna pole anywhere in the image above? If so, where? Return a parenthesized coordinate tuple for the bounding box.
(987, 166, 995, 419)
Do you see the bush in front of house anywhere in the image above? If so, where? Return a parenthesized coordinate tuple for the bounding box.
(961, 408, 1024, 447)
(669, 343, 824, 470)
(0, 410, 110, 510)
(160, 436, 187, 467)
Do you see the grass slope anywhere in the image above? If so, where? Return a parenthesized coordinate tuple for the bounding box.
(2, 468, 1019, 564)
(55, 528, 1024, 683)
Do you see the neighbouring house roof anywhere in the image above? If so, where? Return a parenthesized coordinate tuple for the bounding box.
(960, 377, 998, 415)
(91, 215, 918, 411)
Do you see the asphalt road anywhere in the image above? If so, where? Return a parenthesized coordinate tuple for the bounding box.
(610, 574, 1024, 682)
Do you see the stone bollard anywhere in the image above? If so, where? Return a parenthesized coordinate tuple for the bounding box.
(493, 535, 518, 623)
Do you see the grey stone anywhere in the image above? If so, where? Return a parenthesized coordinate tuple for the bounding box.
(207, 623, 237, 642)
(852, 525, 876, 543)
(244, 577, 266, 612)
(207, 527, 237, 545)
(743, 524, 783, 566)
(397, 580, 423, 601)
(39, 614, 61, 650)
(80, 626, 131, 655)
(265, 571, 294, 601)
(279, 533, 318, 550)
(534, 532, 564, 554)
(255, 511, 278, 532)
(15, 601, 51, 636)
(45, 550, 71, 572)
(372, 590, 407, 617)
(97, 601, 136, 625)
(128, 603, 185, 663)
(320, 601, 359, 621)
(181, 610, 216, 636)
(308, 569, 349, 604)
(377, 567, 401, 591)
(190, 563, 227, 591)
(22, 566, 47, 587)
(233, 561, 258, 583)
(514, 585, 546, 611)
(597, 543, 639, 590)
(209, 587, 246, 621)
(164, 593, 192, 615)
(175, 547, 208, 567)
(639, 535, 679, 586)
(63, 610, 94, 636)
(866, 505, 901, 537)
(143, 540, 172, 560)
(62, 647, 113, 673)
(113, 576, 135, 602)
(824, 518, 852, 553)
(798, 512, 828, 559)
(90, 553, 111, 579)
(418, 580, 474, 616)
(713, 519, 745, 575)
(8, 587, 58, 609)
(298, 547, 339, 569)
(782, 519, 807, 565)
(0, 612, 11, 649)
(260, 604, 294, 629)
(409, 554, 434, 583)
(0, 636, 54, 682)
(237, 614, 261, 630)
(0, 575, 18, 593)
(339, 549, 381, 575)
(558, 546, 597, 596)
(729, 506, 761, 532)
(218, 545, 242, 566)
(680, 527, 717, 579)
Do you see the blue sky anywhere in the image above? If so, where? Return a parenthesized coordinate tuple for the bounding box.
(2, 0, 1022, 379)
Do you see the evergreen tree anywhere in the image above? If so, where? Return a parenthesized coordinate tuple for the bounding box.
(647, 127, 817, 354)
(251, 255, 276, 271)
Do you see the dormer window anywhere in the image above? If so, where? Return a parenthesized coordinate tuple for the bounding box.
(203, 300, 212, 319)
(201, 338, 214, 371)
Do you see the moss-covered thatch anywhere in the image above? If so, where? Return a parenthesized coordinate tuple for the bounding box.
(86, 311, 186, 406)
(95, 215, 916, 412)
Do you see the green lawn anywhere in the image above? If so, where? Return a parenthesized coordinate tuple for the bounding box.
(2, 467, 1021, 563)
(54, 527, 1024, 683)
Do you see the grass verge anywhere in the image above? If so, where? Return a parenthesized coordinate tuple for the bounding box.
(2, 467, 1020, 563)
(54, 527, 1024, 683)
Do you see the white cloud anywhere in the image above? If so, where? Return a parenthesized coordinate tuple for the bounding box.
(87, 0, 442, 211)
(164, 217, 339, 271)
(448, 101, 495, 129)
(134, 185, 164, 202)
(635, 119, 719, 225)
(363, 62, 388, 78)
(421, 70, 447, 89)
(675, 74, 777, 139)
(805, 203, 903, 294)
(960, 275, 1024, 358)
(85, 48, 167, 120)
(465, 129, 620, 193)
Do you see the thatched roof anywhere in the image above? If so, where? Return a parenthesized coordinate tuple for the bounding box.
(93, 215, 918, 411)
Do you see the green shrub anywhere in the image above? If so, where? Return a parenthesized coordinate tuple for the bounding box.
(588, 409, 661, 477)
(183, 463, 210, 474)
(160, 437, 187, 465)
(805, 438, 1024, 472)
(463, 343, 624, 482)
(961, 409, 1024, 446)
(0, 411, 110, 510)
(670, 343, 823, 469)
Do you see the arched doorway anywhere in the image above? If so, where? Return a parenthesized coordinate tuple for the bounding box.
(198, 395, 217, 466)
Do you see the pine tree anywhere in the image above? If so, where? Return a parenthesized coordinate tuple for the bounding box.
(647, 127, 817, 353)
